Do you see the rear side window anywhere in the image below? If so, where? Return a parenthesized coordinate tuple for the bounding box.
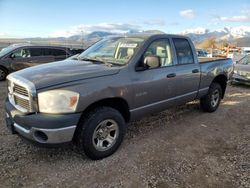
(30, 48, 43, 56)
(43, 48, 54, 56)
(52, 49, 66, 56)
(173, 38, 194, 65)
(43, 48, 66, 56)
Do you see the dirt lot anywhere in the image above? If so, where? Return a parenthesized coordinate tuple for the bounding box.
(0, 81, 249, 188)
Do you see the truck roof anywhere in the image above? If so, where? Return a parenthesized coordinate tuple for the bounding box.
(12, 43, 71, 49)
(107, 33, 189, 40)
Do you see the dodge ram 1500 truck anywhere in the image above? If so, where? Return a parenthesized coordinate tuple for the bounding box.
(5, 34, 233, 160)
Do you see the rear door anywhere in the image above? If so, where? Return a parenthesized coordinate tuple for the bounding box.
(28, 47, 50, 67)
(42, 48, 58, 63)
(51, 48, 68, 61)
(172, 38, 200, 102)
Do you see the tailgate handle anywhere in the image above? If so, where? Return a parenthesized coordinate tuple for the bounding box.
(192, 69, 199, 73)
(166, 73, 176, 78)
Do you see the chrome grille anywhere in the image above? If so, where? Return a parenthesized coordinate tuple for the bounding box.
(14, 92, 30, 110)
(7, 75, 37, 113)
(14, 84, 29, 97)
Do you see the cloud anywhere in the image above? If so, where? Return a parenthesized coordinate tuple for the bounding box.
(179, 9, 195, 18)
(169, 22, 180, 26)
(218, 15, 250, 22)
(214, 8, 250, 23)
(180, 27, 209, 34)
(49, 23, 141, 37)
(143, 19, 166, 26)
(0, 33, 7, 37)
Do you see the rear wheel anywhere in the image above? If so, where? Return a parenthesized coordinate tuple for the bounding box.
(200, 83, 222, 112)
(75, 107, 126, 160)
(0, 68, 7, 81)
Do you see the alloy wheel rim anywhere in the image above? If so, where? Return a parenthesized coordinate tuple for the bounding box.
(211, 89, 220, 107)
(92, 119, 119, 151)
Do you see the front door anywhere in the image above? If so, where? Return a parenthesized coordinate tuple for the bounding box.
(10, 48, 32, 71)
(131, 38, 179, 115)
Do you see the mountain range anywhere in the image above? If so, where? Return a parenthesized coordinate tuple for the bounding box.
(63, 27, 250, 47)
(181, 26, 250, 46)
(1, 27, 250, 48)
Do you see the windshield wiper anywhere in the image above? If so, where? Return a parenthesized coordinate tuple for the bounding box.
(78, 57, 115, 67)
(78, 57, 103, 63)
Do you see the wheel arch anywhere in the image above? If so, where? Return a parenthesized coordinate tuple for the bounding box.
(0, 65, 8, 80)
(80, 97, 130, 123)
(211, 74, 227, 98)
(0, 65, 8, 74)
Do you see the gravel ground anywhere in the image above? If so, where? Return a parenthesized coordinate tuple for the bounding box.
(0, 81, 249, 188)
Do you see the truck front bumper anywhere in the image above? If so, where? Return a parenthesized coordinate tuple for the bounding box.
(5, 99, 81, 144)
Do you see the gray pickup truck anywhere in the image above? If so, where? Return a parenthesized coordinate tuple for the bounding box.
(5, 34, 233, 160)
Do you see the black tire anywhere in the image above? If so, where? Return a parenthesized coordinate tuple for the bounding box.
(75, 107, 126, 160)
(200, 83, 222, 112)
(0, 68, 7, 81)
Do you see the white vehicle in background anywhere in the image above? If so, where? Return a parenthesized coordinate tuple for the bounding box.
(206, 49, 222, 58)
(227, 49, 247, 64)
(241, 47, 250, 55)
(227, 49, 239, 59)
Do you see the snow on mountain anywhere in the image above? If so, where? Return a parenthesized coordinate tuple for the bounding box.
(182, 26, 250, 43)
(226, 26, 250, 38)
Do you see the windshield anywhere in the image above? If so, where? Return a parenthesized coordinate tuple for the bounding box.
(78, 37, 145, 65)
(0, 46, 16, 57)
(238, 55, 250, 65)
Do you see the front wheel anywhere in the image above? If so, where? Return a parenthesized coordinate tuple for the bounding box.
(0, 68, 7, 81)
(200, 83, 222, 112)
(75, 107, 126, 160)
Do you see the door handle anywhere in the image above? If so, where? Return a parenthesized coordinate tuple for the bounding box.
(166, 73, 176, 78)
(192, 69, 199, 73)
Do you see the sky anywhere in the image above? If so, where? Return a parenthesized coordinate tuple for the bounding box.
(0, 0, 250, 38)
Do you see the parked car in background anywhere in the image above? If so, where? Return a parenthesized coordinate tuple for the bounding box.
(5, 34, 233, 160)
(241, 47, 250, 55)
(196, 49, 208, 57)
(0, 44, 78, 81)
(232, 55, 250, 85)
(227, 51, 246, 64)
(207, 49, 222, 58)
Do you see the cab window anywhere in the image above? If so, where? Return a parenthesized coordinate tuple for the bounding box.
(144, 39, 173, 67)
(12, 48, 31, 58)
(173, 38, 194, 65)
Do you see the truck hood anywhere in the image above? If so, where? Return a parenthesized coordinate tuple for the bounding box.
(13, 60, 120, 89)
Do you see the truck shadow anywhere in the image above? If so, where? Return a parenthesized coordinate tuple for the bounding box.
(16, 101, 202, 162)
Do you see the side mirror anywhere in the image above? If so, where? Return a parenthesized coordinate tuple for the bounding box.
(144, 55, 161, 68)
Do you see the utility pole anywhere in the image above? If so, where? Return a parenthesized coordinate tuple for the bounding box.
(81, 30, 84, 49)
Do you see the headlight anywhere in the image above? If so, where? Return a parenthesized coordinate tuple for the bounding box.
(233, 70, 238, 74)
(239, 71, 247, 76)
(38, 90, 79, 113)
